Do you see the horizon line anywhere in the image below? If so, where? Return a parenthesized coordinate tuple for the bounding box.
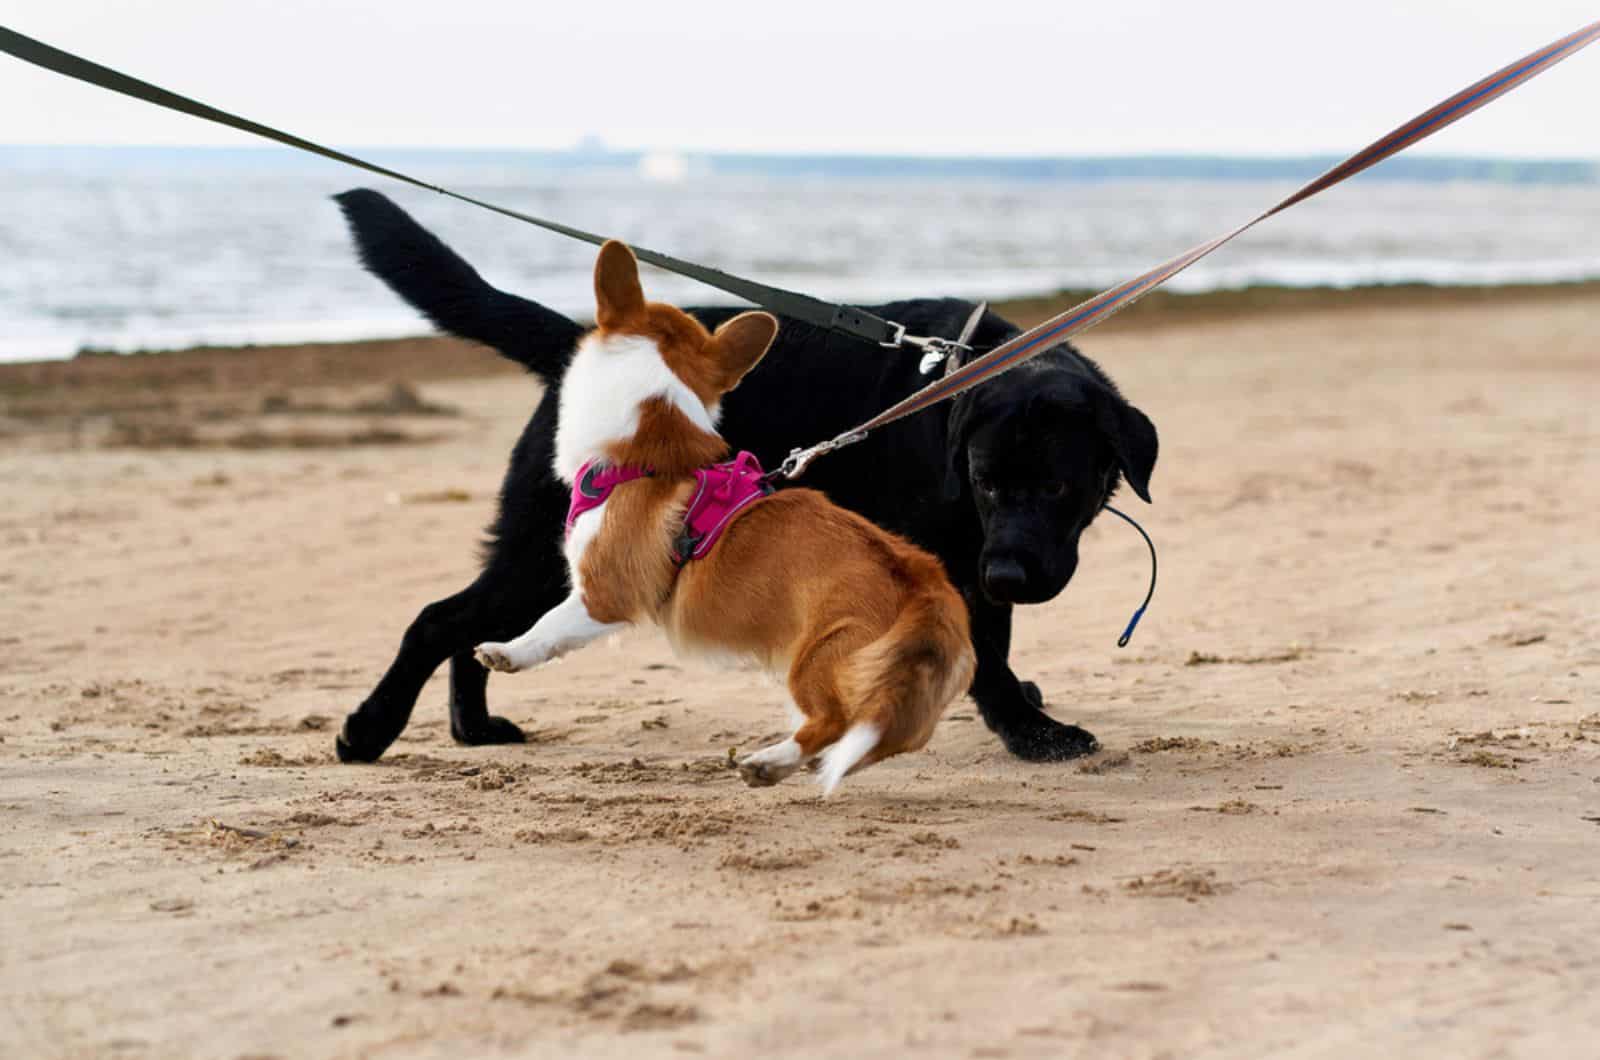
(3, 143, 1598, 165)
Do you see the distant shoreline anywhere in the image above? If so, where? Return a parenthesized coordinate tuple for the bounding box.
(2, 279, 1595, 386)
(9, 147, 1595, 365)
(3, 144, 1595, 185)
(990, 277, 1600, 329)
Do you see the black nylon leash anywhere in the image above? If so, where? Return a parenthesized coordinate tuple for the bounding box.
(0, 24, 908, 347)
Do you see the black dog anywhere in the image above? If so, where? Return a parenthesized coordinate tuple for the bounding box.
(331, 189, 1158, 764)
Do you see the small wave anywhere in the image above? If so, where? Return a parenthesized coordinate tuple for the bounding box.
(5, 162, 1598, 362)
(7, 262, 1597, 364)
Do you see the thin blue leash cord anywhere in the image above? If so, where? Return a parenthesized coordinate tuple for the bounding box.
(1104, 505, 1157, 648)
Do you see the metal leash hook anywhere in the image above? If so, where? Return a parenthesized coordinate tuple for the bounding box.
(877, 324, 967, 373)
(878, 300, 989, 374)
(916, 301, 989, 375)
(770, 431, 869, 483)
(774, 303, 986, 480)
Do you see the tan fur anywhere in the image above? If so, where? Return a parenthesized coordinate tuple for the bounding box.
(578, 241, 975, 782)
(668, 493, 975, 768)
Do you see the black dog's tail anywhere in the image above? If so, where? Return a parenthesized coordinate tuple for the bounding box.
(333, 188, 584, 382)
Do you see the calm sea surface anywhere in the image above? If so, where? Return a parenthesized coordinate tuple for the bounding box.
(3, 148, 1598, 362)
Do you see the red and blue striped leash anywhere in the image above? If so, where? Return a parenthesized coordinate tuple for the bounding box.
(773, 18, 1600, 481)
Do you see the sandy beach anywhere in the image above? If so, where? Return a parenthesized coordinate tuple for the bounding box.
(2, 285, 1597, 1058)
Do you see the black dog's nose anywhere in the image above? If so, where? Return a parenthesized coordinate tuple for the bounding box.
(982, 557, 1030, 602)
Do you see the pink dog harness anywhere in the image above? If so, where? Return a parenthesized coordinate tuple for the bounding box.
(565, 451, 773, 565)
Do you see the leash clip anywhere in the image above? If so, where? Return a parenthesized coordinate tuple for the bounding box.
(772, 431, 869, 481)
(879, 322, 973, 374)
(914, 302, 989, 374)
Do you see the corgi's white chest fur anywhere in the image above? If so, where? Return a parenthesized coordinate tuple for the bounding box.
(552, 332, 719, 485)
(563, 505, 602, 594)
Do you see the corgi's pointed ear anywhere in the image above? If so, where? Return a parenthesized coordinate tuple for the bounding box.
(594, 240, 645, 328)
(709, 311, 778, 390)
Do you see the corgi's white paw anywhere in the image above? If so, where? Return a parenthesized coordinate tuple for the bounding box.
(736, 760, 788, 787)
(474, 643, 521, 673)
(736, 737, 804, 788)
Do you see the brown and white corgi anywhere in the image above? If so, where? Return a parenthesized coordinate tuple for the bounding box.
(474, 241, 975, 794)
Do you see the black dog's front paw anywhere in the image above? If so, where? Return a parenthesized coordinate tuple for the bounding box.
(997, 709, 1099, 762)
(451, 714, 527, 746)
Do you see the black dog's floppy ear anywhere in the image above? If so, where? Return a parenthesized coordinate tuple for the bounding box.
(1092, 388, 1159, 503)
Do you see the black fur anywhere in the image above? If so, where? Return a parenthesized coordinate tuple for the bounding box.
(331, 188, 1158, 764)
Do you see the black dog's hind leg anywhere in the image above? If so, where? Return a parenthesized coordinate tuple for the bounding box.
(966, 595, 1100, 762)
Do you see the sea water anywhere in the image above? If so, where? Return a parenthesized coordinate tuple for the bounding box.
(2, 146, 1597, 362)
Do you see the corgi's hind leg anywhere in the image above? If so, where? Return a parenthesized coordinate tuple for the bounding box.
(814, 723, 882, 797)
(738, 716, 848, 788)
(736, 702, 840, 787)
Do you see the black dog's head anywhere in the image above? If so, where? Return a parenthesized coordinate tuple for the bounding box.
(945, 348, 1157, 605)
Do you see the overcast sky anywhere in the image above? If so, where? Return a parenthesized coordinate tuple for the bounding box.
(2, 1, 1597, 157)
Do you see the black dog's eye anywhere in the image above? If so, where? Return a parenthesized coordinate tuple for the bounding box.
(1040, 482, 1067, 499)
(973, 476, 1000, 499)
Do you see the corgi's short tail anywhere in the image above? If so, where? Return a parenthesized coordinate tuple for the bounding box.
(825, 582, 976, 794)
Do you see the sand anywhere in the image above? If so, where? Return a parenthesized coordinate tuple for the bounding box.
(2, 287, 1598, 1059)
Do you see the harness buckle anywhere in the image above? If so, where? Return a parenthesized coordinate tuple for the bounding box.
(671, 529, 702, 567)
